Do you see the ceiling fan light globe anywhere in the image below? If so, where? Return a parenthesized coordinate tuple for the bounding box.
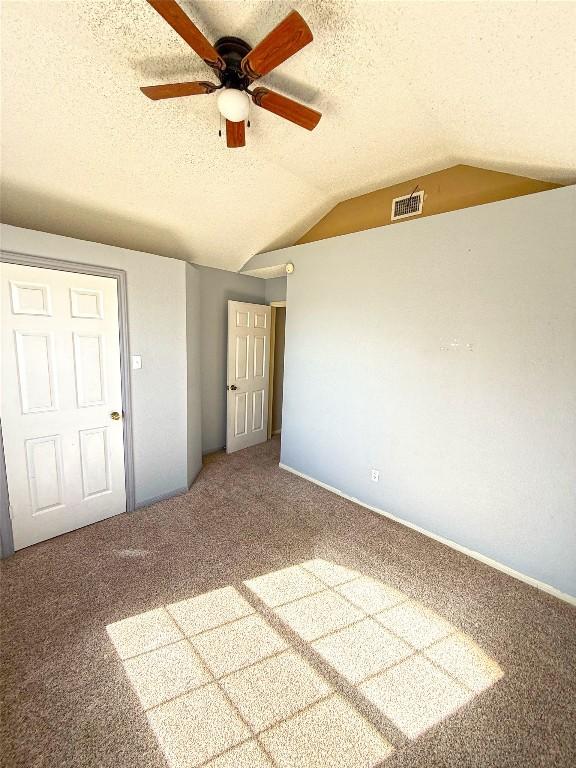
(217, 88, 250, 122)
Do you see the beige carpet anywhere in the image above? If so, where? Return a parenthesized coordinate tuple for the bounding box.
(1, 437, 575, 768)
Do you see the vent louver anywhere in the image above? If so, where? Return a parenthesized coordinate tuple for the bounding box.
(391, 190, 424, 221)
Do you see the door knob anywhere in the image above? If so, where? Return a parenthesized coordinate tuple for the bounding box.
(228, 385, 238, 391)
(110, 411, 121, 421)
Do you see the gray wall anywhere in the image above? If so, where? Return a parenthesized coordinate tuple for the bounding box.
(265, 276, 287, 304)
(186, 264, 203, 485)
(266, 187, 576, 596)
(0, 224, 197, 507)
(197, 265, 266, 453)
(0, 429, 12, 558)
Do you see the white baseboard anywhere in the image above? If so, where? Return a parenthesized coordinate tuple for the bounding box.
(279, 463, 576, 607)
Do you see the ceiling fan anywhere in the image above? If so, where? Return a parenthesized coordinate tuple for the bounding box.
(140, 0, 322, 148)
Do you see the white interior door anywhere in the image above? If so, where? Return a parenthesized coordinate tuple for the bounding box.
(1, 262, 126, 549)
(226, 301, 271, 453)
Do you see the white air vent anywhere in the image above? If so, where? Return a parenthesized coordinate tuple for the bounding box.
(391, 190, 424, 221)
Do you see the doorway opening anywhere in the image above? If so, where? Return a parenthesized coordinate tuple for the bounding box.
(268, 301, 287, 441)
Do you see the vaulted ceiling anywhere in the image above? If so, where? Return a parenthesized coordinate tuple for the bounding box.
(1, 1, 575, 271)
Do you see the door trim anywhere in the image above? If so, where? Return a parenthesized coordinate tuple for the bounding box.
(0, 250, 136, 557)
(267, 301, 287, 439)
(267, 306, 277, 441)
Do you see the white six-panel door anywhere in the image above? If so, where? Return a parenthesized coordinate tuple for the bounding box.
(226, 301, 271, 453)
(1, 263, 126, 549)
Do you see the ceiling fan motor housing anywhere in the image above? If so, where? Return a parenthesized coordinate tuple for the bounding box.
(214, 37, 252, 91)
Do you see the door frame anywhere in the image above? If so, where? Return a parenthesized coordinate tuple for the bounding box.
(267, 301, 287, 440)
(0, 249, 136, 558)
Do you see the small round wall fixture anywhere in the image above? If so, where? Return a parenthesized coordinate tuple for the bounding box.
(285, 263, 295, 274)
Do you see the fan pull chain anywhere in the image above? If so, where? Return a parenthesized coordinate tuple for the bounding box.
(218, 113, 222, 138)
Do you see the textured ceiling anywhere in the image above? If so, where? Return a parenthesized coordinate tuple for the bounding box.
(1, 1, 575, 271)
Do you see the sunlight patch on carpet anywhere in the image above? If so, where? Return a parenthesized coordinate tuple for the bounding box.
(107, 559, 503, 766)
(245, 561, 504, 741)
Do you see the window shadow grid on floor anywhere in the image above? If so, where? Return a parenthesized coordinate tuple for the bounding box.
(109, 562, 504, 766)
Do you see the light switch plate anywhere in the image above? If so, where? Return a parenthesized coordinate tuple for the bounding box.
(132, 355, 142, 370)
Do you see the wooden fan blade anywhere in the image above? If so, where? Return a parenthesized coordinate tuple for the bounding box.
(241, 10, 312, 79)
(251, 87, 321, 130)
(226, 120, 246, 148)
(140, 81, 219, 100)
(146, 0, 224, 71)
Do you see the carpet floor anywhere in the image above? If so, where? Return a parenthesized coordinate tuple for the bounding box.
(1, 437, 575, 768)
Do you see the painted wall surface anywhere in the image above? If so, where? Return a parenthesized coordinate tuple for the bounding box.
(295, 165, 560, 246)
(196, 265, 266, 453)
(265, 276, 287, 304)
(268, 187, 576, 596)
(272, 307, 286, 434)
(0, 224, 193, 507)
(186, 264, 203, 486)
(0, 431, 10, 558)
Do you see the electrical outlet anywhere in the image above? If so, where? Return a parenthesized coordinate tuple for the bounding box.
(371, 469, 379, 482)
